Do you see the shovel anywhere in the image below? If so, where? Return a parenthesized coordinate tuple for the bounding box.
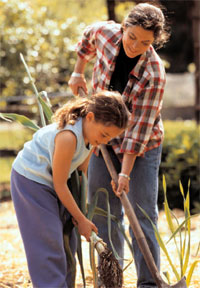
(99, 144, 187, 288)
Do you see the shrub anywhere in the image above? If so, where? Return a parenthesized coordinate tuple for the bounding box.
(159, 121, 200, 212)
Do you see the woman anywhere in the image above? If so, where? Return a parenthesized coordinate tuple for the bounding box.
(69, 3, 170, 287)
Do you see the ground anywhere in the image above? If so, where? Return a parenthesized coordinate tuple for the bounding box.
(0, 200, 199, 288)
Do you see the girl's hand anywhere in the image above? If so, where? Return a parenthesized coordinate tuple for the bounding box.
(77, 217, 98, 242)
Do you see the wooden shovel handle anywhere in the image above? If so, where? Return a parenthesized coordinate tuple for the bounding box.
(100, 144, 164, 287)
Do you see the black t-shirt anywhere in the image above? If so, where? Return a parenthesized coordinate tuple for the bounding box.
(109, 43, 140, 94)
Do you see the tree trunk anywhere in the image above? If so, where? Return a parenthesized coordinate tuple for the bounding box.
(192, 0, 200, 123)
(106, 0, 116, 21)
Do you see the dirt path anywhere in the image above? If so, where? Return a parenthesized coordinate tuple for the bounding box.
(0, 200, 199, 288)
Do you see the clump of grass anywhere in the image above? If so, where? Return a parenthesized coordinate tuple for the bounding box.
(139, 175, 199, 286)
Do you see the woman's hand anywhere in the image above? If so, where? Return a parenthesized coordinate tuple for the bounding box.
(68, 74, 88, 96)
(111, 175, 130, 197)
(117, 175, 130, 195)
(77, 216, 98, 242)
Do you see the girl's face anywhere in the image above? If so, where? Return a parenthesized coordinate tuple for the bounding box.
(83, 112, 124, 146)
(122, 25, 154, 58)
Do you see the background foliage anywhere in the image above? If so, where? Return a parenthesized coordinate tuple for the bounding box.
(159, 121, 200, 212)
(0, 0, 108, 98)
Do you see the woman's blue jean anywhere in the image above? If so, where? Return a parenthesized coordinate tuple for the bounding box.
(88, 145, 162, 288)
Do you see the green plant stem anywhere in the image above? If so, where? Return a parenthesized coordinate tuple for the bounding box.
(20, 53, 46, 127)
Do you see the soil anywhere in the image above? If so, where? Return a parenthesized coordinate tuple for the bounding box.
(0, 200, 199, 288)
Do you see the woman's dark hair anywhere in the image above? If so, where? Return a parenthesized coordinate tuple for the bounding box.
(122, 3, 170, 49)
(53, 90, 129, 130)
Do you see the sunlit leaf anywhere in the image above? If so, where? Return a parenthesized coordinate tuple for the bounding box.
(138, 205, 180, 281)
(163, 271, 171, 284)
(179, 180, 185, 199)
(38, 94, 53, 123)
(0, 113, 40, 131)
(186, 260, 200, 287)
(163, 175, 175, 234)
(166, 214, 198, 244)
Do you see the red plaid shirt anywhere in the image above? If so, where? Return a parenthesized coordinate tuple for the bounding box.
(77, 21, 166, 157)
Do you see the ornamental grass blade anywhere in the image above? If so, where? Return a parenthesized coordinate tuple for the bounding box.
(80, 171, 87, 215)
(88, 187, 121, 261)
(90, 236, 98, 288)
(183, 180, 191, 275)
(163, 175, 180, 264)
(63, 234, 76, 288)
(69, 170, 85, 286)
(186, 259, 200, 287)
(0, 113, 40, 131)
(138, 205, 180, 281)
(179, 180, 185, 199)
(163, 175, 175, 234)
(20, 53, 46, 127)
(38, 93, 53, 123)
(166, 214, 197, 244)
(89, 205, 134, 261)
(163, 271, 171, 284)
(76, 230, 86, 288)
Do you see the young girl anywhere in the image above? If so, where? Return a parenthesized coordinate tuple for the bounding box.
(11, 90, 129, 288)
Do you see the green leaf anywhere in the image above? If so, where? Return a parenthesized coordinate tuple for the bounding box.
(89, 204, 134, 261)
(166, 214, 198, 244)
(90, 236, 98, 287)
(183, 180, 191, 275)
(38, 93, 53, 123)
(179, 180, 185, 199)
(138, 205, 180, 281)
(20, 53, 46, 127)
(195, 241, 200, 257)
(87, 188, 122, 261)
(75, 229, 86, 288)
(186, 259, 200, 287)
(163, 175, 175, 234)
(0, 113, 40, 131)
(63, 234, 76, 288)
(163, 271, 171, 284)
(80, 172, 87, 216)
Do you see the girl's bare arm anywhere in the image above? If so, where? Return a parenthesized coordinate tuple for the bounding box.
(52, 131, 97, 241)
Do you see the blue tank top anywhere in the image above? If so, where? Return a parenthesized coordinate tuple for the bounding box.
(12, 118, 92, 189)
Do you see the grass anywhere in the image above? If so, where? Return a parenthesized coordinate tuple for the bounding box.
(0, 124, 33, 184)
(0, 157, 15, 183)
(0, 126, 33, 150)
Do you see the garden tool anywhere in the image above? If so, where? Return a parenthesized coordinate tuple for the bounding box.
(90, 231, 123, 288)
(99, 144, 187, 288)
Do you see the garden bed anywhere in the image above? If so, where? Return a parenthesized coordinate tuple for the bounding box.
(0, 200, 199, 288)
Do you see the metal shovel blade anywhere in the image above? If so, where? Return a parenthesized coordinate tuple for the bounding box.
(170, 276, 187, 288)
(155, 276, 187, 288)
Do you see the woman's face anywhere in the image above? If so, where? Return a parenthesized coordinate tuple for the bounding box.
(122, 25, 154, 58)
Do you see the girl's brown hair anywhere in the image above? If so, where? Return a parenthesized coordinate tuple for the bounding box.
(52, 91, 129, 130)
(122, 3, 171, 49)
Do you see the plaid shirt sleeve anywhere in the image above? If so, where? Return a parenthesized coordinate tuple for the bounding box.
(118, 55, 166, 156)
(76, 22, 103, 62)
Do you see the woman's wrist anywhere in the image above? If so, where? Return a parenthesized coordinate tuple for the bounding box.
(118, 172, 130, 181)
(71, 72, 84, 78)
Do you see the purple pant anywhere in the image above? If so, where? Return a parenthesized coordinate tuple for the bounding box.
(11, 169, 77, 288)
